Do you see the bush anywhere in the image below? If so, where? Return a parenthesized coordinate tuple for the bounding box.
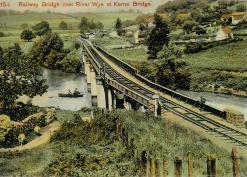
(4, 112, 47, 145)
(0, 104, 38, 121)
(56, 49, 82, 73)
(0, 32, 4, 37)
(59, 21, 68, 30)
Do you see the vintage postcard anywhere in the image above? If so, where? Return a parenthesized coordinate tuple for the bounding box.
(0, 0, 247, 176)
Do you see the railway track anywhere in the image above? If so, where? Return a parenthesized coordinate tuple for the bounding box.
(81, 39, 247, 149)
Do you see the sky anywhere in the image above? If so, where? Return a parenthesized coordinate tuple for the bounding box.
(2, 0, 170, 13)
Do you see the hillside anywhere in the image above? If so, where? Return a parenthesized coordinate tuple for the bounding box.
(1, 110, 247, 176)
(0, 11, 142, 50)
(0, 12, 142, 30)
(156, 0, 246, 13)
(183, 41, 247, 71)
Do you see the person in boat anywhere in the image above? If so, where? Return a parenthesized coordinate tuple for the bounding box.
(73, 88, 80, 96)
(68, 89, 72, 95)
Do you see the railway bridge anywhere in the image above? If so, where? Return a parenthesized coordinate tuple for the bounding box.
(80, 38, 247, 149)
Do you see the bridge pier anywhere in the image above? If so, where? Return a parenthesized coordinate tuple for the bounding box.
(90, 67, 98, 107)
(124, 97, 132, 110)
(84, 59, 92, 92)
(150, 95, 161, 117)
(95, 76, 107, 109)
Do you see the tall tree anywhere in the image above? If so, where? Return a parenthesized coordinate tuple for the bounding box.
(20, 30, 35, 42)
(32, 21, 51, 36)
(30, 32, 66, 68)
(115, 17, 124, 36)
(78, 17, 89, 33)
(155, 42, 191, 90)
(0, 44, 47, 110)
(147, 14, 170, 59)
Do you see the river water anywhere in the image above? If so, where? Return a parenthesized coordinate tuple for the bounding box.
(19, 69, 246, 120)
(19, 69, 92, 111)
(178, 90, 247, 120)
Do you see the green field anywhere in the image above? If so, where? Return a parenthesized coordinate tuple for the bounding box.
(183, 41, 247, 71)
(92, 37, 148, 62)
(108, 47, 148, 62)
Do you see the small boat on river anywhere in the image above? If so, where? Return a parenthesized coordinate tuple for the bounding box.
(58, 89, 83, 98)
(58, 93, 83, 98)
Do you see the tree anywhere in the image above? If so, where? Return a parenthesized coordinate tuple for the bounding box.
(0, 32, 4, 37)
(59, 21, 68, 30)
(78, 17, 89, 32)
(32, 21, 51, 36)
(30, 32, 67, 68)
(88, 20, 97, 30)
(0, 44, 48, 110)
(20, 30, 35, 42)
(236, 4, 246, 12)
(147, 14, 170, 59)
(155, 42, 191, 90)
(96, 22, 104, 30)
(20, 23, 29, 30)
(115, 17, 124, 36)
(183, 20, 198, 34)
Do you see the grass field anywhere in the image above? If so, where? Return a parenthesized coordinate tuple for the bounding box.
(92, 37, 148, 62)
(183, 41, 247, 71)
(108, 47, 148, 62)
(1, 110, 247, 176)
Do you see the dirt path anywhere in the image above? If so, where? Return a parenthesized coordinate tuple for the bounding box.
(0, 121, 61, 152)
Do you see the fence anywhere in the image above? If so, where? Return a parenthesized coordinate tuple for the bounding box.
(116, 121, 242, 177)
(144, 147, 241, 177)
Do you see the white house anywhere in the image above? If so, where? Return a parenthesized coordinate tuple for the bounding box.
(215, 26, 234, 41)
(123, 25, 140, 44)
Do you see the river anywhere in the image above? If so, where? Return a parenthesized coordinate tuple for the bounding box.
(178, 90, 247, 120)
(19, 69, 246, 120)
(19, 69, 92, 111)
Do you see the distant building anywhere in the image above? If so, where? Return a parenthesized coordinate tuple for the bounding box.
(109, 30, 119, 38)
(123, 25, 140, 44)
(231, 12, 247, 25)
(215, 26, 234, 41)
(221, 12, 247, 25)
